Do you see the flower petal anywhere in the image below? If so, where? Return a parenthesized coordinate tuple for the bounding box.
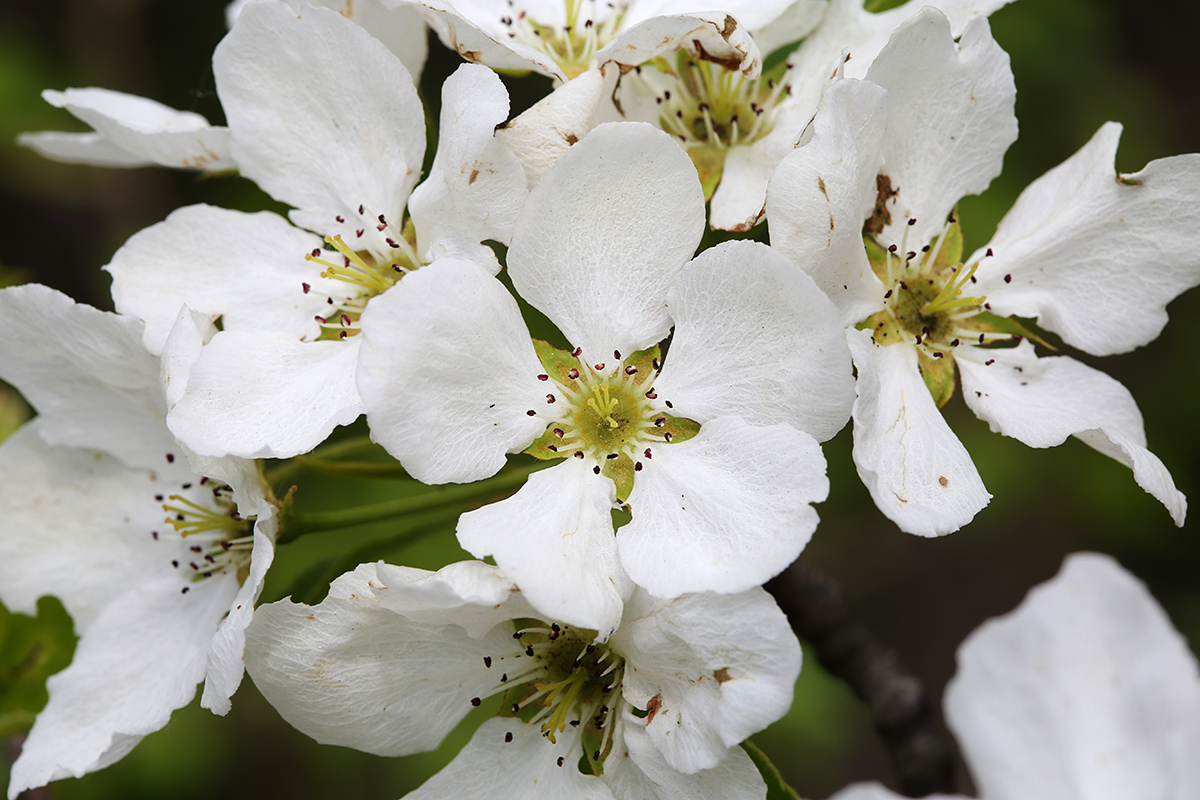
(767, 78, 888, 327)
(409, 64, 527, 268)
(356, 258, 546, 483)
(244, 563, 520, 757)
(107, 204, 332, 354)
(165, 330, 364, 459)
(457, 459, 630, 637)
(957, 342, 1185, 526)
(971, 123, 1200, 356)
(495, 68, 611, 190)
(619, 416, 828, 598)
(865, 10, 1017, 249)
(606, 715, 767, 800)
(405, 718, 615, 800)
(17, 131, 153, 167)
(9, 579, 231, 797)
(34, 87, 233, 170)
(614, 588, 801, 773)
(828, 784, 962, 800)
(508, 122, 704, 358)
(945, 553, 1200, 800)
(0, 284, 172, 472)
(846, 329, 990, 536)
(598, 12, 759, 75)
(214, 0, 424, 234)
(655, 239, 854, 441)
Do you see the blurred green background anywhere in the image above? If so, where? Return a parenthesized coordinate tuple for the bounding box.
(0, 0, 1198, 797)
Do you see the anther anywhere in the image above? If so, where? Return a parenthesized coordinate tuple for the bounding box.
(505, 732, 513, 743)
(484, 656, 492, 668)
(567, 368, 579, 379)
(547, 394, 556, 403)
(1004, 274, 1012, 283)
(166, 453, 175, 463)
(593, 465, 601, 474)
(537, 374, 549, 381)
(526, 410, 536, 416)
(471, 697, 482, 707)
(625, 366, 637, 375)
(571, 347, 582, 357)
(302, 282, 311, 293)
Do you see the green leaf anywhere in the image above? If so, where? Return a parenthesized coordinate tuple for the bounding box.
(0, 596, 77, 740)
(741, 739, 803, 800)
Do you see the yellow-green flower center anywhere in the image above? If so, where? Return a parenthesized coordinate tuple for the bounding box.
(501, 0, 627, 80)
(156, 474, 255, 589)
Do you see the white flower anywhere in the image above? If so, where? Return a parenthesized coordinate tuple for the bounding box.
(226, 0, 429, 82)
(608, 0, 1009, 231)
(399, 0, 770, 83)
(104, 0, 526, 460)
(18, 87, 234, 171)
(768, 8, 1195, 536)
(0, 285, 277, 799)
(829, 553, 1200, 800)
(244, 559, 801, 799)
(356, 121, 852, 633)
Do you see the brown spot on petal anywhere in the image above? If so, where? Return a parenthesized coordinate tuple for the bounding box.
(646, 694, 663, 722)
(713, 667, 732, 684)
(469, 169, 480, 185)
(938, 476, 949, 487)
(864, 174, 897, 236)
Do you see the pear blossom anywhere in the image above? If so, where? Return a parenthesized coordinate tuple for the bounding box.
(104, 0, 526, 460)
(828, 553, 1200, 800)
(609, 0, 1011, 230)
(768, 8, 1196, 536)
(398, 0, 771, 84)
(18, 87, 234, 171)
(357, 121, 853, 634)
(225, 0, 429, 82)
(244, 559, 801, 799)
(0, 285, 277, 798)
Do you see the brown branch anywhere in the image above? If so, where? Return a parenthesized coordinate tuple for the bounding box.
(765, 559, 957, 797)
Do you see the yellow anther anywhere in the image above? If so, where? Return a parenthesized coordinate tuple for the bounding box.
(587, 384, 620, 428)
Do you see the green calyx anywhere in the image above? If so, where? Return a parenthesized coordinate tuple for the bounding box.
(858, 217, 1052, 408)
(522, 340, 700, 502)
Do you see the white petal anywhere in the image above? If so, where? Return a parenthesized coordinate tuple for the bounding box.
(748, 0, 826, 54)
(340, 0, 429, 82)
(356, 258, 546, 482)
(945, 553, 1200, 800)
(214, 1, 424, 232)
(767, 78, 888, 327)
(655, 240, 854, 441)
(508, 122, 704, 359)
(406, 718, 615, 800)
(409, 64, 527, 267)
(957, 343, 1186, 526)
(17, 131, 153, 167)
(107, 204, 332, 354)
(244, 565, 521, 757)
(598, 12, 759, 75)
(0, 423, 191, 630)
(36, 87, 234, 170)
(865, 11, 1016, 249)
(606, 717, 767, 800)
(971, 123, 1200, 355)
(0, 284, 172, 472)
(614, 588, 801, 773)
(495, 68, 611, 190)
(403, 0, 569, 80)
(827, 784, 963, 800)
(359, 561, 528, 637)
(165, 331, 363, 459)
(619, 416, 827, 598)
(8, 578, 232, 797)
(846, 329, 990, 536)
(457, 459, 631, 636)
(200, 520, 277, 715)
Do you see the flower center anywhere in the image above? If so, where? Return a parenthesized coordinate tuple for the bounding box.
(153, 475, 255, 591)
(476, 620, 624, 774)
(500, 0, 627, 80)
(858, 210, 1037, 406)
(302, 210, 421, 341)
(523, 343, 700, 501)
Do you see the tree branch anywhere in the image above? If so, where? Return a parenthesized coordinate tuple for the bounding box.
(765, 559, 957, 796)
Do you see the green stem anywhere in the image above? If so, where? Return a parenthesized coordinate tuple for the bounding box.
(278, 463, 540, 543)
(265, 436, 387, 487)
(284, 458, 412, 480)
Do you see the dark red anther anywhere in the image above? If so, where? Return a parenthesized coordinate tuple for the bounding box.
(654, 418, 665, 427)
(546, 394, 556, 403)
(311, 248, 321, 257)
(571, 347, 582, 357)
(986, 248, 994, 257)
(471, 697, 482, 707)
(505, 732, 513, 743)
(574, 451, 584, 458)
(358, 204, 365, 214)
(884, 290, 893, 299)
(644, 448, 652, 459)
(336, 215, 344, 223)
(376, 223, 387, 232)
(1004, 274, 1012, 283)
(645, 388, 657, 399)
(526, 410, 536, 416)
(387, 238, 400, 248)
(341, 314, 351, 326)
(567, 368, 579, 379)
(594, 363, 604, 371)
(548, 445, 558, 452)
(166, 453, 175, 463)
(605, 453, 618, 460)
(355, 229, 364, 237)
(553, 428, 564, 437)
(613, 350, 621, 359)
(651, 358, 661, 370)
(302, 283, 311, 294)
(625, 366, 637, 375)
(484, 656, 492, 668)
(593, 465, 601, 474)
(985, 359, 995, 366)
(634, 462, 643, 471)
(888, 244, 898, 253)
(315, 315, 327, 324)
(664, 432, 673, 442)
(537, 374, 549, 381)
(664, 400, 673, 408)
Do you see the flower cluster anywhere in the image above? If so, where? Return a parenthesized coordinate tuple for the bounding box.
(3, 0, 1198, 798)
